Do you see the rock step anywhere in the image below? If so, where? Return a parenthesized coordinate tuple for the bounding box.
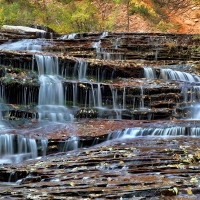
(1, 137, 200, 199)
(1, 31, 200, 61)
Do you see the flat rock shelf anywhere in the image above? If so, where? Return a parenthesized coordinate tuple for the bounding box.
(0, 26, 200, 199)
(1, 137, 200, 199)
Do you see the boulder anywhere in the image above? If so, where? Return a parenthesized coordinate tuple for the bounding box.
(1, 25, 46, 34)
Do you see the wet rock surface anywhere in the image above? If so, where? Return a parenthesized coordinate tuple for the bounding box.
(0, 137, 200, 199)
(0, 31, 200, 122)
(0, 27, 200, 199)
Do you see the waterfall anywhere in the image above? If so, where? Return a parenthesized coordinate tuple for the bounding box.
(191, 86, 200, 119)
(111, 68, 116, 80)
(192, 86, 200, 101)
(177, 85, 200, 119)
(162, 67, 200, 119)
(92, 32, 109, 59)
(38, 75, 64, 105)
(0, 84, 8, 129)
(68, 33, 77, 39)
(62, 136, 79, 151)
(110, 86, 121, 119)
(160, 69, 200, 82)
(181, 85, 200, 104)
(143, 67, 156, 79)
(0, 134, 47, 164)
(97, 83, 102, 108)
(140, 85, 146, 109)
(37, 139, 48, 156)
(60, 33, 77, 39)
(18, 137, 38, 159)
(72, 83, 78, 107)
(111, 87, 118, 110)
(89, 84, 96, 107)
(114, 37, 121, 49)
(123, 86, 126, 109)
(107, 127, 198, 140)
(35, 54, 73, 121)
(87, 83, 102, 108)
(73, 59, 88, 81)
(0, 134, 14, 155)
(103, 52, 111, 60)
(78, 60, 88, 81)
(0, 39, 43, 52)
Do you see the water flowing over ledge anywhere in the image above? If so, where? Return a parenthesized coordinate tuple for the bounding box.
(1, 26, 200, 198)
(0, 134, 47, 164)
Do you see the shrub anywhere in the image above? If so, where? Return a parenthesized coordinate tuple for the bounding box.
(157, 20, 169, 32)
(130, 5, 152, 19)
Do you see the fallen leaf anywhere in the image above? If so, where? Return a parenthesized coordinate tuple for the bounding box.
(190, 177, 198, 183)
(70, 182, 75, 187)
(187, 188, 193, 195)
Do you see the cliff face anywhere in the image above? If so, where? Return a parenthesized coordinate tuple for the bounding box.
(114, 2, 200, 34)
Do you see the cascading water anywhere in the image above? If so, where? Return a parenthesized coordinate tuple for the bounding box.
(143, 67, 200, 82)
(107, 126, 199, 140)
(35, 54, 73, 121)
(0, 84, 8, 130)
(180, 85, 200, 105)
(85, 83, 102, 108)
(0, 39, 51, 52)
(140, 85, 145, 109)
(110, 86, 122, 119)
(160, 68, 200, 82)
(142, 67, 200, 120)
(72, 83, 78, 107)
(114, 37, 121, 49)
(123, 86, 126, 110)
(2, 31, 200, 163)
(92, 32, 109, 59)
(96, 83, 102, 108)
(143, 67, 157, 79)
(92, 33, 125, 60)
(189, 86, 200, 119)
(62, 136, 80, 151)
(0, 134, 47, 164)
(17, 137, 38, 159)
(60, 33, 77, 39)
(73, 59, 88, 81)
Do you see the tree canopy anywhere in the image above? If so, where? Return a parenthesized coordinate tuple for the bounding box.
(0, 0, 199, 33)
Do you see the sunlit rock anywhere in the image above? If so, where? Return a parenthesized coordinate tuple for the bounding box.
(1, 25, 46, 33)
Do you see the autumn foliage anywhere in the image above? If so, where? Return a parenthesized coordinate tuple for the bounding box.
(0, 0, 200, 33)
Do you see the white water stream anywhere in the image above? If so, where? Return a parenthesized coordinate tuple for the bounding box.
(0, 134, 47, 164)
(160, 68, 200, 82)
(0, 39, 52, 52)
(1, 30, 200, 165)
(107, 126, 200, 140)
(35, 54, 73, 121)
